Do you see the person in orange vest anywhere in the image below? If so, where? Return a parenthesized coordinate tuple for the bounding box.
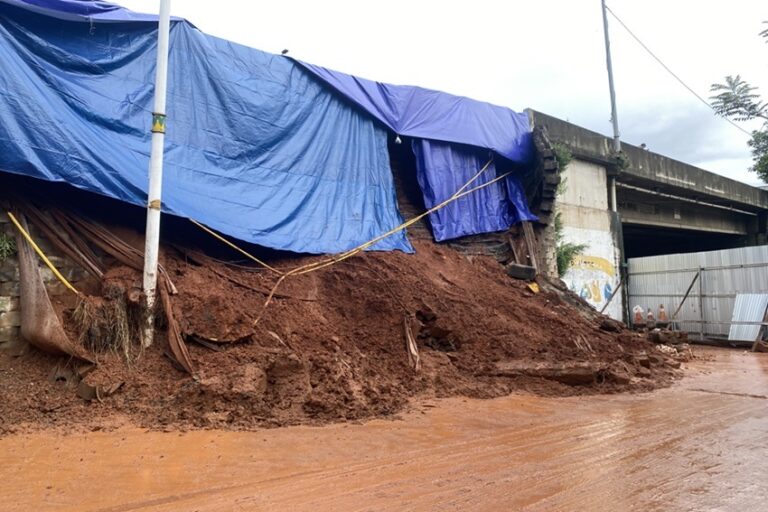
(633, 305, 645, 329)
(646, 307, 656, 330)
(657, 304, 669, 328)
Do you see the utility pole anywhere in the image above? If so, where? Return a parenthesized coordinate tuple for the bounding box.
(601, 0, 621, 154)
(601, 0, 620, 212)
(601, 0, 627, 325)
(142, 0, 172, 347)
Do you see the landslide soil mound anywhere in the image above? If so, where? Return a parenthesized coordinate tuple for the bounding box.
(0, 240, 681, 434)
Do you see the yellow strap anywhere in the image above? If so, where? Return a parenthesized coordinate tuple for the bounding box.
(6, 211, 80, 296)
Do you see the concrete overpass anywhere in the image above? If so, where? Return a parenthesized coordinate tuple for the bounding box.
(527, 110, 768, 319)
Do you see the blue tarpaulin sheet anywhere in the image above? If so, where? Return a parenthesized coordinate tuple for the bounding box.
(298, 62, 537, 240)
(0, 1, 412, 253)
(0, 0, 537, 252)
(297, 62, 534, 165)
(412, 140, 537, 241)
(1, 0, 162, 21)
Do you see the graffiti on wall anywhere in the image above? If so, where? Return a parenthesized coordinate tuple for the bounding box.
(564, 254, 619, 313)
(559, 225, 622, 320)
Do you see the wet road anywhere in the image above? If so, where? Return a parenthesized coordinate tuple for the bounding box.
(1, 347, 766, 511)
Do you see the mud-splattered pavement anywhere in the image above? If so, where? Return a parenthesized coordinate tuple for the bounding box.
(1, 346, 766, 511)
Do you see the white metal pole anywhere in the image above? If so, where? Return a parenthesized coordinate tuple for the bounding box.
(601, 0, 621, 154)
(142, 0, 172, 347)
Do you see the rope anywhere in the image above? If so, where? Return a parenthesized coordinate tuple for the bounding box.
(186, 156, 506, 325)
(282, 157, 498, 277)
(254, 160, 510, 324)
(192, 157, 496, 278)
(189, 219, 283, 275)
(6, 210, 80, 296)
(295, 171, 511, 275)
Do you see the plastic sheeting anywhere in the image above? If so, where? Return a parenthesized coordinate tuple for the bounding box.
(298, 62, 534, 165)
(0, 1, 412, 254)
(2, 0, 538, 253)
(412, 140, 537, 241)
(297, 60, 538, 241)
(1, 0, 163, 22)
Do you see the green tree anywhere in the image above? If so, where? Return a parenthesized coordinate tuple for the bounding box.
(710, 23, 768, 183)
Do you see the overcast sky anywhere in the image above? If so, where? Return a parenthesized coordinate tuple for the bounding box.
(118, 0, 768, 185)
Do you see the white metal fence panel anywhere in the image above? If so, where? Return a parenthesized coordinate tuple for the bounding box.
(728, 294, 768, 342)
(628, 245, 768, 339)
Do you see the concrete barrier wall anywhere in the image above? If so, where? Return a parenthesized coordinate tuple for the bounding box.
(558, 160, 623, 320)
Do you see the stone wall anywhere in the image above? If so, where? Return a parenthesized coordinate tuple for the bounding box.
(529, 126, 561, 278)
(0, 212, 20, 346)
(0, 211, 90, 349)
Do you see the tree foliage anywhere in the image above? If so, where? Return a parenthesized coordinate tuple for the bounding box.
(552, 142, 572, 173)
(0, 232, 16, 263)
(710, 75, 767, 122)
(710, 22, 768, 182)
(554, 211, 586, 277)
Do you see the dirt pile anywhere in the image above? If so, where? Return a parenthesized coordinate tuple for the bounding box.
(0, 239, 683, 434)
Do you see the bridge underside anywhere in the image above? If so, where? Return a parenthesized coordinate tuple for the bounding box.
(617, 184, 760, 258)
(622, 224, 745, 258)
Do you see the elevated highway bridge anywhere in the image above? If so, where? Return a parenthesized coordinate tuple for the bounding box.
(528, 110, 768, 320)
(531, 110, 768, 259)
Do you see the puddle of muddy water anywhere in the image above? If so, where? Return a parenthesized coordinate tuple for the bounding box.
(1, 347, 766, 512)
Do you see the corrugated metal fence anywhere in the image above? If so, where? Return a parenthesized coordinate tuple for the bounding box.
(627, 245, 768, 339)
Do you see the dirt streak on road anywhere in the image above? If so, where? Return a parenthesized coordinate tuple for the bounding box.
(1, 347, 766, 511)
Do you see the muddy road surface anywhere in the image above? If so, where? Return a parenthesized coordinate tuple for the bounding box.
(1, 347, 766, 511)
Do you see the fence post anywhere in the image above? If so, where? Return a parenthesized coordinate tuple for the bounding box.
(698, 266, 705, 341)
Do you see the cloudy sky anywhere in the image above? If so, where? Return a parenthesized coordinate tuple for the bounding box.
(118, 0, 768, 185)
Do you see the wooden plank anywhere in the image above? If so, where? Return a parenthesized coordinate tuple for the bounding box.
(521, 221, 538, 272)
(507, 234, 521, 265)
(600, 277, 624, 314)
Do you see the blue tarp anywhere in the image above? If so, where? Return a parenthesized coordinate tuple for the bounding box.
(0, 1, 412, 253)
(298, 62, 537, 240)
(412, 140, 537, 241)
(1, 0, 162, 22)
(297, 62, 534, 165)
(0, 0, 537, 253)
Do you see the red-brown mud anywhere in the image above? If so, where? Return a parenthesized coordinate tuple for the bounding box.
(1, 347, 759, 512)
(0, 240, 681, 434)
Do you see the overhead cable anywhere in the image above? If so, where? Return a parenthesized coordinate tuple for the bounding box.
(606, 4, 753, 136)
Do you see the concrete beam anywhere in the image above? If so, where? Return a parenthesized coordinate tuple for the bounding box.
(617, 187, 751, 235)
(528, 110, 768, 211)
(620, 216, 748, 235)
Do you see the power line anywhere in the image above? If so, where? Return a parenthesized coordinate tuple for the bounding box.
(605, 4, 753, 137)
